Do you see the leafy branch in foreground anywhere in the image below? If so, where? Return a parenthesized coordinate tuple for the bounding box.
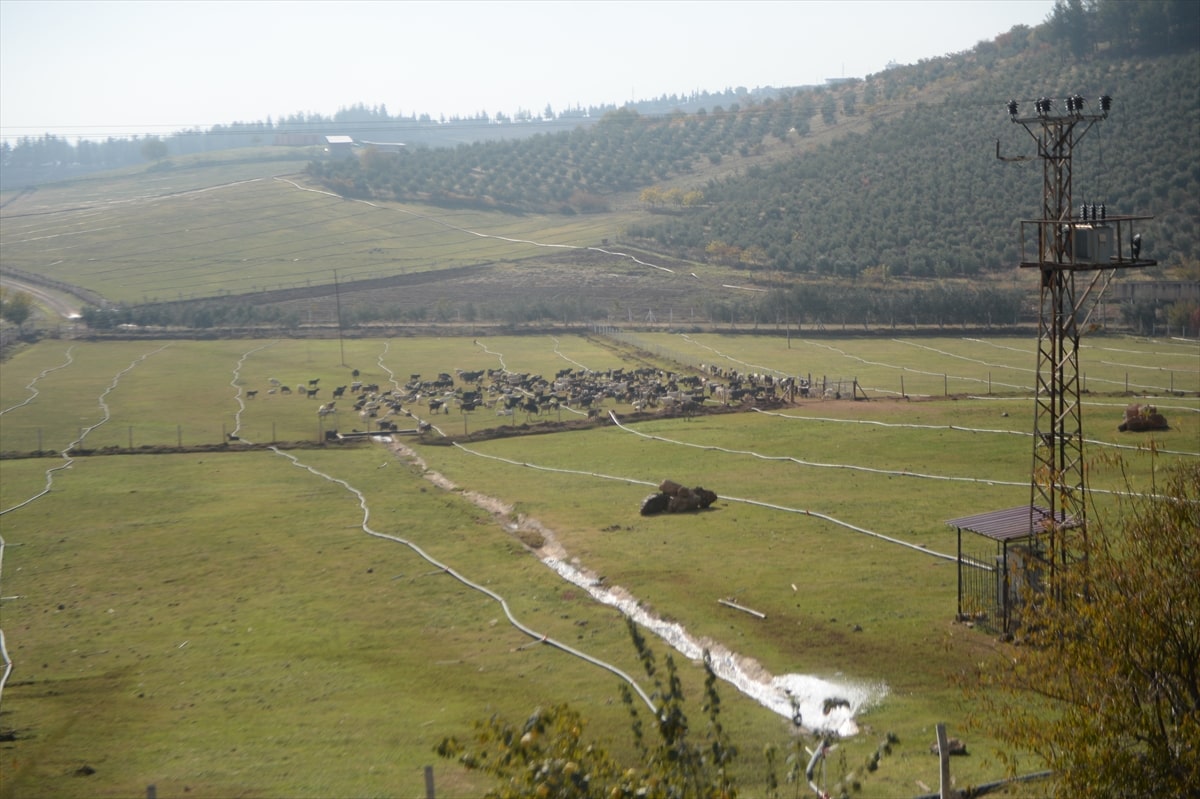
(436, 618, 740, 799)
(964, 459, 1200, 797)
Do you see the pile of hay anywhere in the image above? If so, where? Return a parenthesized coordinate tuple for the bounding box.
(640, 479, 718, 515)
(1118, 403, 1169, 432)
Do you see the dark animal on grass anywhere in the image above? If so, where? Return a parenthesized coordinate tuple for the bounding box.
(280, 385, 292, 395)
(308, 378, 320, 387)
(245, 390, 258, 399)
(332, 385, 347, 399)
(306, 387, 320, 399)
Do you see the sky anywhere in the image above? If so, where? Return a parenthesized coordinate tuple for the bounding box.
(0, 0, 1057, 142)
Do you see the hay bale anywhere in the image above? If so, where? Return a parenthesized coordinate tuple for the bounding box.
(641, 481, 718, 515)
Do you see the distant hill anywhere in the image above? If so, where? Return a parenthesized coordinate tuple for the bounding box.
(307, 22, 1198, 278)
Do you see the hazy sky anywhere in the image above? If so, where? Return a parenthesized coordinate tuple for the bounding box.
(1, 0, 1055, 142)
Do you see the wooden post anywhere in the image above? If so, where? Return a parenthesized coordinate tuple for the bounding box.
(936, 723, 952, 799)
(147, 785, 157, 799)
(424, 765, 435, 799)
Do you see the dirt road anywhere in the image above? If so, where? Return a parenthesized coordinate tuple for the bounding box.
(0, 275, 81, 320)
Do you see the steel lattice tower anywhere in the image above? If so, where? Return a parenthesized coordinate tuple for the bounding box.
(1003, 95, 1156, 574)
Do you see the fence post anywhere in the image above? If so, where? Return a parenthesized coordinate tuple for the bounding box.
(424, 765, 435, 799)
(147, 785, 157, 799)
(936, 723, 952, 799)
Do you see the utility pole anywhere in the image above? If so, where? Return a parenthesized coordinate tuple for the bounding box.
(1002, 94, 1157, 577)
(333, 269, 346, 367)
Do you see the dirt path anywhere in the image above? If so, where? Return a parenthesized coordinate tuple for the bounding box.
(0, 275, 81, 320)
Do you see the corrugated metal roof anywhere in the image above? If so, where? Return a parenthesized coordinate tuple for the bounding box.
(946, 504, 1073, 542)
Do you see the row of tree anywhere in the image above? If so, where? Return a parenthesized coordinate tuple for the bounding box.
(77, 280, 1030, 331)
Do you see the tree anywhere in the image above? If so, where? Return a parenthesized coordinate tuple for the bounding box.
(140, 137, 168, 162)
(0, 287, 34, 332)
(966, 459, 1200, 797)
(820, 94, 837, 127)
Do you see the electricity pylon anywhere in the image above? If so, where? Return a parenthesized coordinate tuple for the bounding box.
(1001, 94, 1156, 574)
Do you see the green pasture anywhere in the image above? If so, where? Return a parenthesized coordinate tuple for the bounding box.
(0, 168, 634, 305)
(1, 335, 1196, 798)
(0, 148, 315, 210)
(634, 331, 1200, 398)
(0, 448, 691, 799)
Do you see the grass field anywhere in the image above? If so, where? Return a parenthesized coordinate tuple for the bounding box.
(0, 163, 640, 306)
(1, 333, 1196, 798)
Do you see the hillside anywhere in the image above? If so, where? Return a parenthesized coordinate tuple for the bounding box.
(309, 45, 1198, 277)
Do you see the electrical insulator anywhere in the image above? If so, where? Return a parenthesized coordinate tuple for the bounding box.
(1007, 99, 1019, 117)
(1099, 95, 1112, 112)
(1099, 204, 1106, 220)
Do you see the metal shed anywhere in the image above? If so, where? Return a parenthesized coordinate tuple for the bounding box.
(948, 505, 1072, 634)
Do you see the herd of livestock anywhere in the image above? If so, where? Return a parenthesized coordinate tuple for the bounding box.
(249, 365, 808, 434)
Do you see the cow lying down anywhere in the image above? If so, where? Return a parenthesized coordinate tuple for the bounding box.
(640, 479, 719, 515)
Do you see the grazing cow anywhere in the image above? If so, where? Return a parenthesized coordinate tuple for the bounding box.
(332, 385, 347, 399)
(280, 385, 292, 395)
(246, 390, 258, 399)
(306, 387, 320, 399)
(317, 401, 337, 416)
(308, 378, 320, 387)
